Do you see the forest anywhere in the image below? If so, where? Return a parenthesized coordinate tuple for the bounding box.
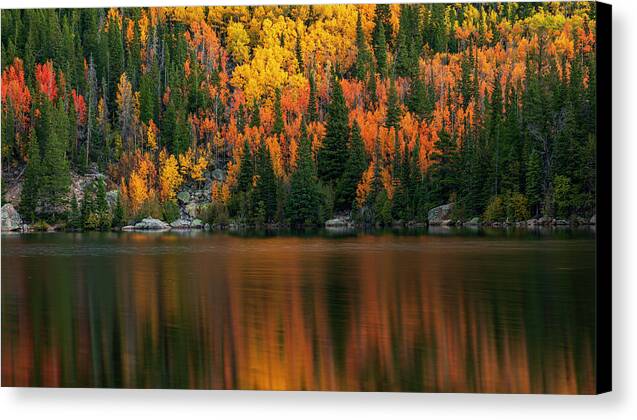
(1, 2, 598, 229)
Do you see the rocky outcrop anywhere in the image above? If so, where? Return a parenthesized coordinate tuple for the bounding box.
(590, 214, 596, 225)
(1, 204, 23, 232)
(427, 203, 455, 226)
(465, 217, 480, 226)
(170, 218, 204, 229)
(122, 217, 170, 231)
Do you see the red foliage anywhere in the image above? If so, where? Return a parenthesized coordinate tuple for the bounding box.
(1, 57, 31, 128)
(35, 60, 58, 102)
(71, 89, 87, 125)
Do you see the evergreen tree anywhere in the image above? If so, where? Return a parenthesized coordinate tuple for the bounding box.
(373, 21, 388, 79)
(236, 139, 254, 193)
(307, 71, 319, 122)
(107, 13, 124, 116)
(318, 74, 349, 185)
(40, 102, 71, 218)
(354, 12, 372, 81)
(253, 141, 278, 223)
(112, 191, 125, 228)
(287, 122, 322, 226)
(20, 128, 41, 222)
(526, 148, 543, 217)
(335, 122, 367, 211)
(429, 128, 459, 204)
(273, 88, 284, 135)
(385, 78, 402, 129)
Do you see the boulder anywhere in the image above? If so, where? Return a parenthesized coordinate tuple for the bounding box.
(134, 217, 170, 230)
(1, 204, 23, 232)
(527, 218, 538, 226)
(170, 218, 192, 229)
(590, 214, 596, 225)
(427, 203, 455, 226)
(538, 216, 552, 226)
(555, 219, 569, 226)
(441, 219, 454, 226)
(466, 217, 480, 226)
(191, 219, 204, 229)
(177, 191, 191, 204)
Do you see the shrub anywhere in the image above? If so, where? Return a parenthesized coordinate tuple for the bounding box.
(505, 192, 530, 221)
(553, 175, 572, 218)
(483, 195, 505, 222)
(162, 200, 180, 223)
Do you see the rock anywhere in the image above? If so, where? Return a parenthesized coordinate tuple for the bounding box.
(185, 203, 202, 218)
(555, 219, 569, 226)
(106, 190, 119, 209)
(170, 218, 192, 229)
(191, 219, 203, 229)
(538, 216, 552, 226)
(590, 214, 596, 225)
(325, 218, 351, 228)
(527, 218, 538, 226)
(134, 217, 170, 230)
(441, 219, 454, 226)
(466, 217, 480, 226)
(121, 225, 136, 231)
(1, 204, 23, 232)
(204, 223, 211, 231)
(427, 203, 455, 226)
(211, 169, 226, 182)
(176, 191, 191, 204)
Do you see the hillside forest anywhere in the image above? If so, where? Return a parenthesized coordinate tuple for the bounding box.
(1, 2, 598, 229)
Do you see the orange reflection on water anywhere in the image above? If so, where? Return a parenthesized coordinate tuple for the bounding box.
(2, 233, 596, 393)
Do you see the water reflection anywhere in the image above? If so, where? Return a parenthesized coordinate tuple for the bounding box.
(2, 231, 595, 393)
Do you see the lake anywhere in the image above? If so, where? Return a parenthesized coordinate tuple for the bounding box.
(1, 228, 596, 393)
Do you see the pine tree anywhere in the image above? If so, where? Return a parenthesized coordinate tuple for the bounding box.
(253, 141, 278, 223)
(287, 122, 322, 226)
(354, 12, 371, 81)
(373, 21, 388, 79)
(273, 88, 284, 135)
(236, 139, 254, 193)
(429, 128, 459, 205)
(318, 74, 349, 185)
(107, 13, 124, 116)
(526, 148, 543, 217)
(385, 78, 402, 129)
(307, 71, 319, 122)
(40, 101, 71, 218)
(249, 101, 261, 128)
(335, 122, 368, 211)
(20, 128, 41, 222)
(112, 191, 125, 228)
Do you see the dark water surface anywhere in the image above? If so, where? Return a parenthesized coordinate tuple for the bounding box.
(1, 229, 596, 393)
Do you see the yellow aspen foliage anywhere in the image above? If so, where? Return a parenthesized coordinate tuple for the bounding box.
(158, 150, 183, 202)
(178, 148, 195, 177)
(147, 120, 158, 150)
(191, 155, 208, 182)
(227, 21, 251, 64)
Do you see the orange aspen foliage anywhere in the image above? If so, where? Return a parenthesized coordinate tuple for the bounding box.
(355, 161, 376, 208)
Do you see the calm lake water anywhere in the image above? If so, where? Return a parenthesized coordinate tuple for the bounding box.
(1, 228, 596, 393)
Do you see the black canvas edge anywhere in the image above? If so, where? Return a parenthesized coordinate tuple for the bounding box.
(595, 0, 612, 395)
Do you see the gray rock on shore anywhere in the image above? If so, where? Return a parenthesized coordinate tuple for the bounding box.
(428, 203, 455, 226)
(1, 204, 23, 232)
(122, 217, 171, 231)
